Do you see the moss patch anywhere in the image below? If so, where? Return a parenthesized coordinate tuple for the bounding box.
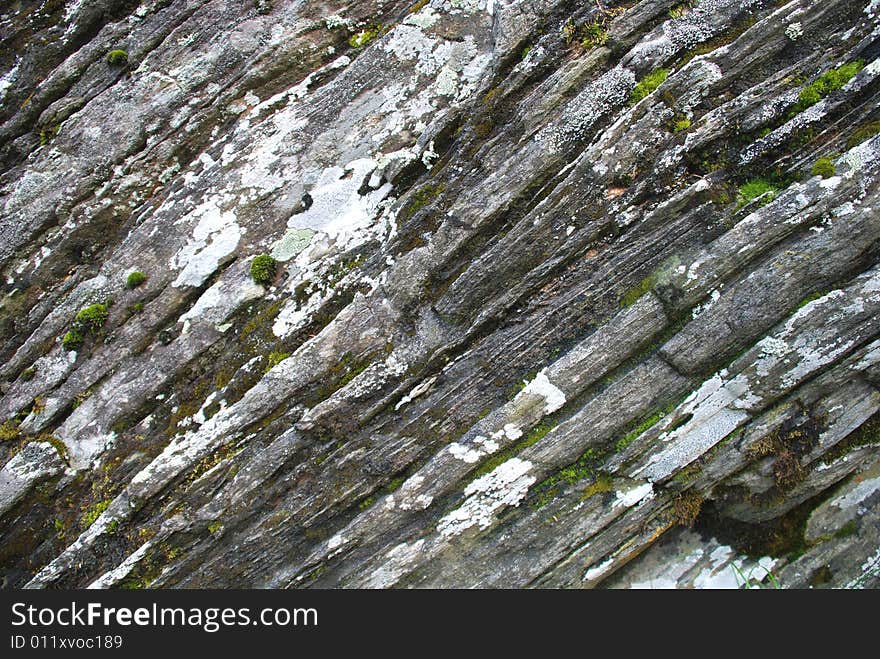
(630, 69, 669, 105)
(736, 178, 778, 207)
(620, 271, 658, 308)
(80, 500, 111, 529)
(614, 402, 678, 452)
(264, 350, 290, 373)
(250, 254, 277, 286)
(349, 25, 382, 48)
(846, 120, 880, 149)
(106, 49, 128, 66)
(125, 271, 147, 289)
(792, 60, 864, 115)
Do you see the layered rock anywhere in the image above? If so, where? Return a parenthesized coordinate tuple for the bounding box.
(0, 0, 878, 589)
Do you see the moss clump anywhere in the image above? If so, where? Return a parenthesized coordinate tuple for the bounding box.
(672, 117, 691, 133)
(0, 420, 20, 442)
(80, 500, 111, 529)
(736, 178, 778, 207)
(264, 350, 290, 372)
(792, 60, 864, 114)
(773, 449, 806, 490)
(250, 254, 277, 286)
(125, 271, 147, 289)
(358, 496, 375, 510)
(810, 157, 835, 179)
(207, 522, 223, 534)
(62, 329, 84, 351)
(106, 49, 129, 66)
(630, 69, 669, 105)
(846, 120, 880, 149)
(385, 476, 405, 493)
(75, 303, 109, 331)
(61, 303, 109, 351)
(20, 367, 36, 382)
(349, 25, 382, 48)
(580, 22, 608, 48)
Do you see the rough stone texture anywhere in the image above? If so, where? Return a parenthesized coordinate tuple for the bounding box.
(0, 0, 879, 589)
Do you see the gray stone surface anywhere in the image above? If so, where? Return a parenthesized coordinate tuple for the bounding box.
(0, 0, 878, 588)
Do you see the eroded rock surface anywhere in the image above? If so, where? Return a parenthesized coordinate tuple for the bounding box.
(1, 0, 879, 589)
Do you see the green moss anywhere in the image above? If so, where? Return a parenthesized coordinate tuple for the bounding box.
(796, 289, 829, 309)
(630, 69, 669, 105)
(672, 117, 691, 133)
(358, 496, 375, 510)
(250, 254, 277, 286)
(399, 182, 445, 221)
(349, 25, 382, 48)
(264, 350, 290, 373)
(823, 411, 880, 464)
(736, 178, 778, 207)
(620, 271, 659, 308)
(0, 420, 19, 442)
(80, 500, 111, 529)
(62, 329, 84, 351)
(385, 476, 405, 492)
(130, 302, 144, 314)
(846, 120, 880, 149)
(474, 120, 494, 139)
(580, 22, 608, 48)
(75, 303, 109, 331)
(20, 367, 36, 382)
(207, 522, 223, 534)
(810, 157, 835, 179)
(39, 123, 60, 145)
(125, 271, 147, 289)
(580, 472, 614, 500)
(106, 49, 128, 66)
(533, 447, 603, 508)
(615, 404, 676, 452)
(668, 2, 693, 19)
(35, 435, 69, 462)
(792, 60, 864, 114)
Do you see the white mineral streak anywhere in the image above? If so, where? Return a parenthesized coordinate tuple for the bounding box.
(518, 370, 567, 415)
(437, 458, 535, 537)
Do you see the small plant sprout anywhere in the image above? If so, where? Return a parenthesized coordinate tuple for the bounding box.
(731, 562, 782, 589)
(581, 22, 609, 48)
(250, 254, 277, 286)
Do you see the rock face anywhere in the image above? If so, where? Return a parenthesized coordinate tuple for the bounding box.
(0, 0, 879, 589)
